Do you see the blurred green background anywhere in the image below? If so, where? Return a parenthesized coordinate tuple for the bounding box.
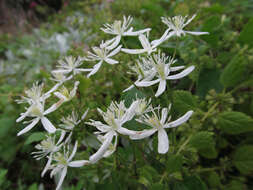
(0, 0, 253, 189)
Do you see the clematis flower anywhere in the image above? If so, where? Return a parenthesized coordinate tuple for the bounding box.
(59, 109, 89, 131)
(31, 130, 66, 177)
(123, 56, 157, 92)
(101, 15, 151, 50)
(16, 82, 50, 105)
(161, 14, 209, 38)
(16, 101, 58, 136)
(52, 56, 92, 76)
(83, 42, 122, 77)
(97, 134, 118, 158)
(121, 30, 169, 55)
(54, 81, 80, 103)
(49, 141, 89, 190)
(130, 105, 193, 154)
(135, 51, 195, 97)
(86, 100, 139, 163)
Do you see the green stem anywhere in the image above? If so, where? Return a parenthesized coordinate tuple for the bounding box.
(201, 102, 219, 123)
(176, 134, 192, 155)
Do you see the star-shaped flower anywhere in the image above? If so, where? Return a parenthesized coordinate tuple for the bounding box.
(130, 105, 193, 154)
(101, 15, 151, 50)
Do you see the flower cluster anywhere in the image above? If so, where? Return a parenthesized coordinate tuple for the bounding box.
(16, 14, 208, 189)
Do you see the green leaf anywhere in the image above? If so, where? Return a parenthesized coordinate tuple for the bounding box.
(200, 15, 222, 46)
(196, 68, 223, 98)
(24, 132, 46, 145)
(0, 169, 7, 186)
(238, 18, 253, 48)
(166, 154, 183, 174)
(173, 90, 197, 113)
(189, 132, 217, 159)
(207, 171, 221, 188)
(28, 183, 37, 190)
(220, 55, 248, 88)
(217, 112, 253, 135)
(233, 145, 253, 175)
(183, 176, 208, 190)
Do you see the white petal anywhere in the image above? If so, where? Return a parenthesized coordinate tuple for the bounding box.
(158, 129, 169, 154)
(161, 108, 168, 125)
(136, 79, 160, 87)
(101, 37, 117, 48)
(106, 35, 121, 50)
(68, 141, 78, 162)
(139, 34, 150, 49)
(105, 58, 119, 65)
(183, 14, 197, 27)
(55, 167, 67, 190)
(155, 80, 166, 97)
(87, 60, 103, 77)
(81, 109, 89, 121)
(54, 92, 67, 100)
(76, 68, 93, 72)
(68, 160, 89, 167)
(56, 130, 66, 145)
(41, 117, 56, 134)
(121, 48, 147, 54)
(123, 84, 134, 92)
(16, 110, 30, 122)
(117, 127, 138, 136)
(170, 66, 185, 72)
(41, 155, 52, 177)
(124, 28, 151, 36)
(164, 110, 193, 128)
(130, 129, 157, 140)
(164, 31, 176, 41)
(44, 102, 61, 115)
(121, 100, 139, 123)
(89, 132, 114, 163)
(167, 66, 195, 80)
(151, 29, 169, 48)
(17, 118, 40, 136)
(185, 31, 209, 35)
(107, 45, 122, 57)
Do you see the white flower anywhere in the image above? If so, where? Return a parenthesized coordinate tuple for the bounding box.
(16, 82, 50, 105)
(135, 52, 195, 97)
(16, 102, 57, 136)
(52, 56, 92, 76)
(161, 14, 209, 37)
(101, 15, 151, 50)
(31, 130, 66, 177)
(97, 134, 118, 158)
(83, 42, 122, 77)
(59, 109, 89, 131)
(49, 141, 89, 190)
(54, 81, 80, 102)
(130, 106, 193, 154)
(121, 30, 169, 55)
(123, 56, 157, 92)
(86, 100, 139, 163)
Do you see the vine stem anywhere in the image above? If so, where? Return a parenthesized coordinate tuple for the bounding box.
(201, 102, 219, 123)
(176, 134, 192, 155)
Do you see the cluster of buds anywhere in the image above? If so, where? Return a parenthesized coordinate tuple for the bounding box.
(16, 14, 208, 189)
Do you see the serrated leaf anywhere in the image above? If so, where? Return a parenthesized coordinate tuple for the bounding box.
(24, 132, 46, 145)
(220, 55, 248, 88)
(238, 18, 253, 48)
(189, 132, 217, 159)
(173, 90, 197, 113)
(217, 112, 253, 135)
(233, 145, 253, 175)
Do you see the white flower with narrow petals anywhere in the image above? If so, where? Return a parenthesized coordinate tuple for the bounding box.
(83, 43, 122, 77)
(49, 141, 89, 190)
(59, 109, 89, 131)
(16, 102, 58, 136)
(121, 30, 169, 55)
(52, 56, 92, 76)
(161, 14, 209, 37)
(101, 15, 151, 50)
(130, 105, 193, 154)
(86, 100, 139, 163)
(135, 51, 195, 97)
(31, 130, 66, 177)
(16, 82, 50, 105)
(54, 81, 80, 102)
(97, 134, 118, 158)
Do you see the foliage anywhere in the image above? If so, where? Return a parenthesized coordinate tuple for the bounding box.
(0, 0, 253, 189)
